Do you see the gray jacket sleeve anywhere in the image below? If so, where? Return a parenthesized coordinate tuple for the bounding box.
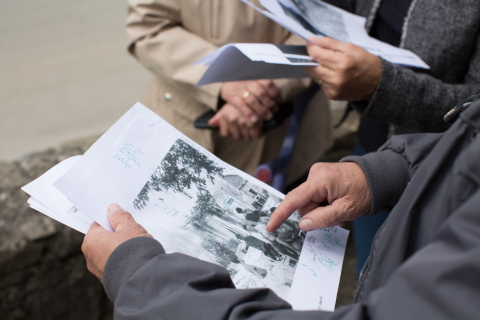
(103, 237, 328, 320)
(351, 189, 480, 320)
(351, 59, 479, 132)
(104, 186, 480, 320)
(325, 0, 480, 132)
(341, 132, 444, 215)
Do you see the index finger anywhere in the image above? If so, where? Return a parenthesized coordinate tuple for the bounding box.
(308, 36, 352, 52)
(230, 96, 258, 124)
(266, 182, 318, 232)
(87, 221, 106, 234)
(306, 43, 346, 70)
(83, 222, 110, 249)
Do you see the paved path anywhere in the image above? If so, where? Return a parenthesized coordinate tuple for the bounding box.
(0, 0, 150, 161)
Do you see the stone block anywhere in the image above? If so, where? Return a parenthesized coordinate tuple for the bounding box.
(0, 136, 112, 320)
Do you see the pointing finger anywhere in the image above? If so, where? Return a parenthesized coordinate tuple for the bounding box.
(267, 182, 322, 232)
(297, 200, 322, 216)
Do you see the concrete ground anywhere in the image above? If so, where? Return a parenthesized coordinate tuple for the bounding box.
(0, 0, 150, 161)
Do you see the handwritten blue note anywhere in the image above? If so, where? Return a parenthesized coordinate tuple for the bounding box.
(112, 140, 145, 169)
(288, 226, 349, 311)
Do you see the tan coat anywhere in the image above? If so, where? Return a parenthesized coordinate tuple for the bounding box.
(126, 0, 333, 184)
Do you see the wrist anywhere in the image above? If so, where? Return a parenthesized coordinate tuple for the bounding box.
(363, 56, 382, 101)
(103, 237, 165, 302)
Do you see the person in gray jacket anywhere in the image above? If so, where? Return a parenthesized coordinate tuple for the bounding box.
(82, 88, 480, 319)
(312, 0, 480, 132)
(307, 0, 480, 274)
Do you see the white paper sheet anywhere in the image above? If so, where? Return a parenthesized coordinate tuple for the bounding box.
(242, 0, 429, 69)
(22, 156, 93, 234)
(28, 198, 91, 234)
(24, 103, 348, 310)
(53, 103, 160, 198)
(66, 115, 174, 231)
(196, 44, 313, 86)
(289, 226, 349, 311)
(241, 0, 316, 40)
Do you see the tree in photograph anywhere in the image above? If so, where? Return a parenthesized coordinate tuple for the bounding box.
(134, 181, 152, 210)
(189, 189, 223, 225)
(134, 139, 224, 210)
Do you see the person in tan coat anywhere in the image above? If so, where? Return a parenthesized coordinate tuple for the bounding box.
(126, 0, 333, 185)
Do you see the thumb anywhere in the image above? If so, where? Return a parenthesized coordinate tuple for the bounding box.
(298, 199, 348, 231)
(107, 203, 136, 231)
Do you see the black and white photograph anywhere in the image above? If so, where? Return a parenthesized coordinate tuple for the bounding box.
(132, 138, 304, 299)
(280, 0, 350, 42)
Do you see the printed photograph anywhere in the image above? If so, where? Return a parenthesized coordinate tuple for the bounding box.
(280, 0, 350, 43)
(132, 138, 304, 299)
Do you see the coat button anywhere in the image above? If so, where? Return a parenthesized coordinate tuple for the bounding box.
(164, 92, 172, 101)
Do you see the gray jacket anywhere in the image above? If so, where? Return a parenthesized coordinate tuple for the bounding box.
(325, 0, 480, 132)
(103, 94, 480, 319)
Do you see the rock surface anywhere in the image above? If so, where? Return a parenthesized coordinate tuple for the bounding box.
(0, 136, 113, 320)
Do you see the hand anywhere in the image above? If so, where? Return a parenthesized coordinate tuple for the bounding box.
(208, 103, 263, 140)
(266, 162, 371, 232)
(220, 80, 281, 123)
(305, 37, 382, 101)
(81, 203, 152, 283)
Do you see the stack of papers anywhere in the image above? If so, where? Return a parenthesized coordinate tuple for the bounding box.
(195, 0, 428, 86)
(22, 103, 349, 311)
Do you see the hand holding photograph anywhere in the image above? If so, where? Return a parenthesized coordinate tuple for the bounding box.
(22, 103, 348, 311)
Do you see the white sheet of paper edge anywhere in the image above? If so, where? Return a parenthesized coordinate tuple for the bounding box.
(22, 156, 93, 234)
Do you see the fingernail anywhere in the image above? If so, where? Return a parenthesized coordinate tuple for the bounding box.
(266, 221, 271, 231)
(108, 203, 122, 213)
(299, 219, 314, 231)
(250, 115, 258, 123)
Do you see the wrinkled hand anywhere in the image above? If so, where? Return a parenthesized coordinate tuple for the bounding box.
(81, 203, 152, 283)
(266, 162, 371, 232)
(220, 80, 281, 123)
(209, 103, 263, 139)
(305, 37, 382, 101)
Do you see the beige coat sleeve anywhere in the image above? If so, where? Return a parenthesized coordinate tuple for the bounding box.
(127, 0, 311, 108)
(126, 0, 222, 110)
